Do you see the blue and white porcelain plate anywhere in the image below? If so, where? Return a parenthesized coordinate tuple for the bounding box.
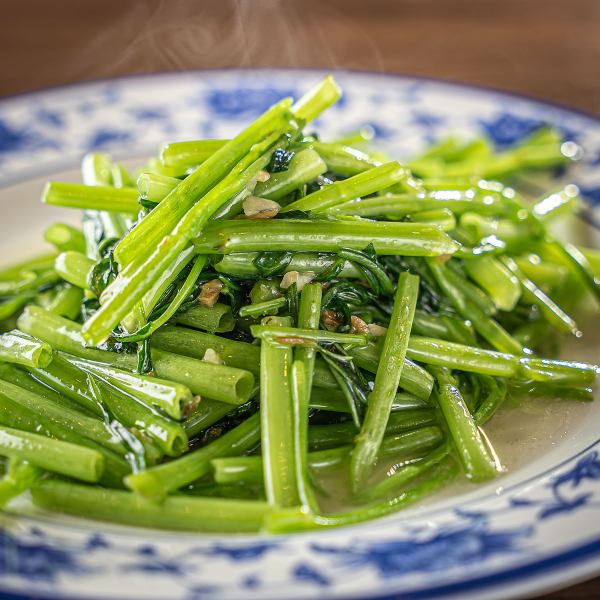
(0, 69, 599, 600)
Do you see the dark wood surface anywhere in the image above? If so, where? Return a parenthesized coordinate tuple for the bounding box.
(1, 1, 599, 598)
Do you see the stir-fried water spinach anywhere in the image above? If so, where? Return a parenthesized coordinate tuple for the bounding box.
(0, 76, 597, 532)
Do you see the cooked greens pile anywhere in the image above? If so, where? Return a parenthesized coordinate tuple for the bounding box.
(0, 76, 598, 532)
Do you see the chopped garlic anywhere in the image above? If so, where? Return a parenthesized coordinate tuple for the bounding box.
(368, 323, 388, 337)
(199, 279, 223, 307)
(280, 270, 316, 292)
(203, 348, 224, 365)
(256, 170, 270, 183)
(351, 315, 370, 334)
(243, 196, 280, 219)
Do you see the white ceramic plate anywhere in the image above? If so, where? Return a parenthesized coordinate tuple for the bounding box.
(0, 69, 599, 600)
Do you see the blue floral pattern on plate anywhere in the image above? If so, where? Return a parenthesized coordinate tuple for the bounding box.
(0, 69, 598, 600)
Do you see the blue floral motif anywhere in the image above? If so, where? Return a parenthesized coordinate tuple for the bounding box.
(201, 541, 281, 561)
(87, 129, 132, 150)
(479, 112, 544, 146)
(580, 186, 600, 207)
(0, 119, 56, 154)
(292, 562, 331, 587)
(204, 88, 296, 118)
(0, 529, 89, 580)
(34, 108, 64, 128)
(310, 516, 531, 578)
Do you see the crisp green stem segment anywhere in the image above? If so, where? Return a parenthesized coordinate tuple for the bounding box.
(54, 252, 94, 290)
(18, 307, 256, 405)
(0, 458, 41, 507)
(0, 425, 104, 482)
(194, 219, 460, 257)
(430, 366, 499, 481)
(260, 331, 301, 507)
(0, 374, 128, 456)
(0, 330, 52, 368)
(307, 141, 380, 177)
(126, 413, 260, 500)
(427, 259, 524, 354)
(42, 182, 140, 214)
(160, 140, 227, 172)
(238, 297, 287, 318)
(351, 273, 419, 490)
(215, 252, 361, 279)
(212, 425, 444, 485)
(114, 99, 295, 269)
(359, 444, 451, 502)
(500, 256, 579, 334)
(291, 74, 342, 122)
(463, 255, 521, 311)
(254, 149, 327, 200)
(69, 359, 193, 420)
(46, 284, 83, 320)
(33, 479, 270, 533)
(44, 223, 87, 253)
(281, 162, 409, 213)
(175, 303, 235, 333)
(137, 172, 181, 203)
(0, 384, 130, 488)
(292, 283, 323, 512)
(251, 324, 366, 347)
(265, 457, 458, 532)
(309, 410, 436, 451)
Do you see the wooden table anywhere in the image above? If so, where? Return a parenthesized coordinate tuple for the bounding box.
(1, 1, 599, 598)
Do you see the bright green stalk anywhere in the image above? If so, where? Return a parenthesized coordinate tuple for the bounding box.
(514, 256, 568, 290)
(36, 354, 188, 457)
(119, 255, 208, 341)
(346, 344, 433, 400)
(69, 358, 194, 420)
(46, 284, 83, 320)
(430, 367, 499, 481)
(333, 190, 505, 218)
(351, 273, 419, 490)
(291, 74, 342, 122)
(427, 259, 524, 354)
(175, 303, 235, 333)
(292, 283, 322, 511)
(409, 208, 456, 231)
(42, 182, 139, 214)
(0, 295, 33, 321)
(310, 386, 429, 413)
(18, 307, 256, 405)
(265, 457, 458, 532)
(54, 251, 94, 290)
(137, 172, 180, 203)
(0, 254, 56, 282)
(309, 410, 436, 451)
(254, 149, 327, 200)
(0, 388, 129, 488)
(43, 223, 87, 253)
(474, 377, 508, 426)
(308, 141, 380, 176)
(160, 140, 227, 172)
(0, 330, 52, 368)
(251, 324, 366, 347)
(238, 297, 287, 318)
(33, 479, 270, 533)
(260, 316, 301, 507)
(0, 425, 104, 482)
(212, 425, 444, 485)
(463, 256, 521, 311)
(359, 444, 450, 502)
(281, 162, 408, 213)
(412, 310, 476, 345)
(182, 398, 239, 438)
(0, 458, 41, 507)
(0, 376, 127, 456)
(194, 219, 460, 257)
(125, 412, 260, 500)
(151, 325, 338, 390)
(215, 252, 362, 279)
(500, 256, 579, 334)
(114, 99, 294, 269)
